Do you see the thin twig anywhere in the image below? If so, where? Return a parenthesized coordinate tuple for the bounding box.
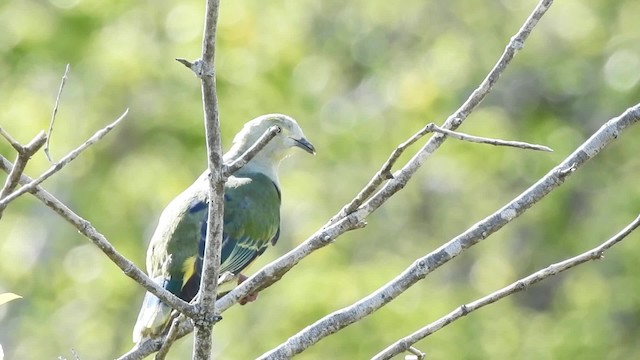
(0, 109, 128, 211)
(327, 124, 434, 225)
(425, 123, 553, 152)
(0, 155, 197, 319)
(175, 58, 194, 68)
(327, 122, 551, 226)
(45, 63, 70, 163)
(372, 214, 640, 360)
(256, 102, 640, 359)
(223, 125, 281, 178)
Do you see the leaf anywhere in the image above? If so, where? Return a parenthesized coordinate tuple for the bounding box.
(0, 293, 22, 306)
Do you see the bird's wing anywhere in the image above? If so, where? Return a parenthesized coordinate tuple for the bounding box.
(219, 171, 281, 274)
(133, 172, 281, 342)
(180, 172, 281, 299)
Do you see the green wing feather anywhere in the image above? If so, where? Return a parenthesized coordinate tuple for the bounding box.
(220, 171, 281, 274)
(132, 170, 280, 342)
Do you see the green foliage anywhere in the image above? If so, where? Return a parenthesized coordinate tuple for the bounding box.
(1, 0, 640, 359)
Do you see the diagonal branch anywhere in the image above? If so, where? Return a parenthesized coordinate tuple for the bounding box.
(256, 103, 640, 359)
(0, 155, 197, 319)
(327, 124, 437, 226)
(332, 0, 555, 221)
(424, 123, 553, 152)
(45, 63, 71, 163)
(372, 213, 640, 360)
(0, 109, 129, 212)
(223, 125, 281, 178)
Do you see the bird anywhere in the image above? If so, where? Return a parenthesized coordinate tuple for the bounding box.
(132, 114, 315, 343)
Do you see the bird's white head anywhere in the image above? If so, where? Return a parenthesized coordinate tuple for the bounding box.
(226, 114, 315, 173)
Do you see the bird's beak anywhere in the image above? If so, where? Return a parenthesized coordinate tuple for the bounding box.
(293, 137, 316, 155)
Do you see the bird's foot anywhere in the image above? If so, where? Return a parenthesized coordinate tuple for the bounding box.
(237, 273, 259, 305)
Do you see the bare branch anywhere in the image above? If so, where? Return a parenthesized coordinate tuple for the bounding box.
(332, 0, 555, 221)
(0, 155, 197, 319)
(125, 0, 230, 357)
(193, 0, 223, 359)
(256, 102, 640, 359)
(327, 123, 434, 225)
(45, 63, 70, 163)
(176, 58, 214, 79)
(373, 213, 640, 360)
(0, 130, 47, 219)
(0, 127, 27, 152)
(0, 109, 129, 211)
(424, 123, 553, 152)
(223, 125, 281, 178)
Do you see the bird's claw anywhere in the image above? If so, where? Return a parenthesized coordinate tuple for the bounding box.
(237, 273, 260, 305)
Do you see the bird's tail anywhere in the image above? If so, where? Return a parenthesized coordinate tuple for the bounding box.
(132, 279, 173, 343)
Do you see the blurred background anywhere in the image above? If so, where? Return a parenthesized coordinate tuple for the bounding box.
(1, 0, 640, 358)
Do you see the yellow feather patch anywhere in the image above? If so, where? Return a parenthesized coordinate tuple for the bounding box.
(182, 256, 196, 288)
